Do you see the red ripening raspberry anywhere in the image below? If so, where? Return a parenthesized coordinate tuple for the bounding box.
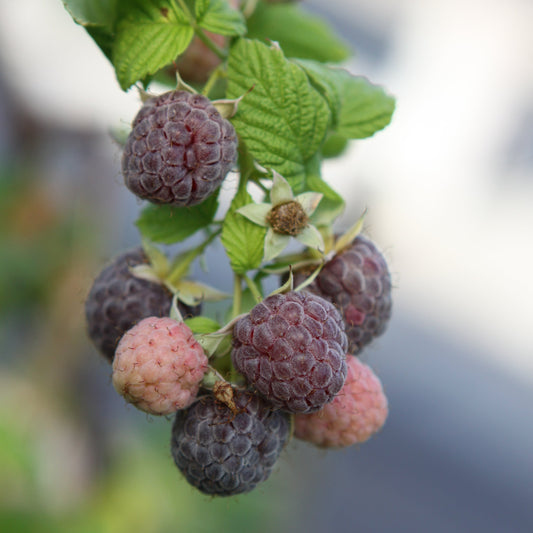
(232, 291, 348, 414)
(122, 90, 237, 207)
(294, 356, 388, 448)
(294, 235, 392, 355)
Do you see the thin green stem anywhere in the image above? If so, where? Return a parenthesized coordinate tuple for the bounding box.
(174, 0, 227, 61)
(241, 0, 259, 18)
(166, 228, 221, 286)
(175, 0, 194, 20)
(202, 66, 225, 97)
(243, 274, 262, 304)
(251, 178, 269, 195)
(194, 27, 228, 61)
(232, 274, 243, 317)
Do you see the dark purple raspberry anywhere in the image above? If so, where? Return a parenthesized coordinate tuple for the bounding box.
(85, 248, 198, 362)
(294, 235, 392, 355)
(231, 291, 348, 413)
(122, 90, 237, 206)
(170, 390, 290, 496)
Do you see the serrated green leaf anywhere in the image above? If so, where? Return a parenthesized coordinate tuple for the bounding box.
(338, 77, 395, 138)
(296, 59, 342, 126)
(227, 39, 330, 192)
(221, 186, 266, 274)
(185, 316, 221, 334)
(135, 193, 219, 244)
(298, 60, 395, 139)
(113, 0, 194, 90)
(196, 0, 246, 36)
(247, 1, 350, 63)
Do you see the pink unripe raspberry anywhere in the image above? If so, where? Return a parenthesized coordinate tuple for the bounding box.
(112, 317, 208, 415)
(294, 356, 388, 447)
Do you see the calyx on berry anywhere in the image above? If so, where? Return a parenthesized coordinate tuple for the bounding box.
(237, 170, 324, 261)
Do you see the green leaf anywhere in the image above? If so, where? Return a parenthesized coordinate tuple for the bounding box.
(196, 0, 246, 36)
(185, 316, 221, 334)
(321, 132, 349, 158)
(307, 173, 345, 227)
(221, 186, 266, 274)
(227, 39, 330, 191)
(247, 1, 350, 63)
(63, 0, 117, 27)
(298, 60, 396, 139)
(113, 0, 194, 90)
(135, 193, 219, 244)
(63, 0, 118, 59)
(338, 76, 395, 139)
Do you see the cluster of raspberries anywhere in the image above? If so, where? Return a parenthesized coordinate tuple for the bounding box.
(85, 233, 391, 496)
(85, 87, 391, 497)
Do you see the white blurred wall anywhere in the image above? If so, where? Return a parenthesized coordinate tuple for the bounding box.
(0, 0, 531, 382)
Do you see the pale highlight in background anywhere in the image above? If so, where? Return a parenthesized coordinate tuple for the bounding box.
(0, 0, 531, 383)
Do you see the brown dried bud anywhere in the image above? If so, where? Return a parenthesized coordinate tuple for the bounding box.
(267, 201, 309, 236)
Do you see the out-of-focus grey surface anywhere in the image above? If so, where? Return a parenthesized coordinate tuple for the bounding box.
(288, 311, 533, 533)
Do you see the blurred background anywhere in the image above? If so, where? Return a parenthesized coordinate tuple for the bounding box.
(1, 0, 532, 532)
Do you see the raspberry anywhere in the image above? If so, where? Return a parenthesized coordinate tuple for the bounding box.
(122, 90, 237, 207)
(85, 248, 198, 362)
(294, 235, 392, 354)
(231, 291, 348, 413)
(170, 390, 290, 496)
(113, 317, 208, 415)
(294, 356, 388, 447)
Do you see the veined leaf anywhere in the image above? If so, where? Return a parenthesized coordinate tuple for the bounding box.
(227, 39, 330, 192)
(298, 60, 395, 139)
(136, 193, 219, 244)
(196, 0, 246, 36)
(113, 0, 194, 90)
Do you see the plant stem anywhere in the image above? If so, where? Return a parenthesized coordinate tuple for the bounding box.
(203, 66, 225, 97)
(166, 228, 221, 286)
(243, 274, 262, 303)
(232, 274, 243, 317)
(174, 0, 194, 21)
(195, 27, 228, 60)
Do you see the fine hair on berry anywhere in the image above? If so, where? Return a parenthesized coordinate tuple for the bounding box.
(232, 291, 348, 413)
(171, 390, 290, 496)
(122, 90, 237, 207)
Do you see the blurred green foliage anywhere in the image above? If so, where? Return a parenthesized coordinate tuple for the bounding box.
(0, 383, 291, 533)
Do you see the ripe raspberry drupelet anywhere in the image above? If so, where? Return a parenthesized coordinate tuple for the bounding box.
(294, 356, 388, 447)
(294, 235, 392, 354)
(113, 317, 208, 415)
(85, 248, 198, 362)
(171, 390, 290, 496)
(122, 90, 237, 206)
(232, 291, 348, 413)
